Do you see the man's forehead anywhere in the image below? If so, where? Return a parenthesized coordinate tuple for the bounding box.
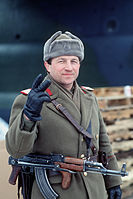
(54, 55, 79, 60)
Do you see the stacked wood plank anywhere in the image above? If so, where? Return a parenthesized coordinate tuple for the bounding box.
(93, 86, 133, 199)
(94, 86, 133, 123)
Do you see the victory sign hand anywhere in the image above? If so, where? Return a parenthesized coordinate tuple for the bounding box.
(24, 74, 51, 121)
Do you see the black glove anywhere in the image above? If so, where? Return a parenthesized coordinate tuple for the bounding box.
(23, 74, 51, 121)
(107, 185, 122, 199)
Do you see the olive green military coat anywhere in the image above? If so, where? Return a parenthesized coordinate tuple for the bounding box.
(6, 75, 122, 199)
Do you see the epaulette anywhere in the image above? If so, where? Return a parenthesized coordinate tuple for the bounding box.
(20, 88, 53, 96)
(81, 86, 94, 94)
(21, 88, 31, 95)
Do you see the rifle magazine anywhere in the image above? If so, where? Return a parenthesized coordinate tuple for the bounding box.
(35, 167, 59, 199)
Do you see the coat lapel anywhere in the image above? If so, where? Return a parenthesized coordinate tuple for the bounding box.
(80, 91, 94, 130)
(46, 78, 81, 120)
(46, 91, 81, 119)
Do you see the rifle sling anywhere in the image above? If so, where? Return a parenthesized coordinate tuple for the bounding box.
(51, 99, 92, 139)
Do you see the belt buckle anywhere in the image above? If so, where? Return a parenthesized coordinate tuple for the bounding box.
(56, 104, 62, 110)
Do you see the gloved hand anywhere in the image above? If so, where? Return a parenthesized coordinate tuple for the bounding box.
(107, 185, 122, 199)
(23, 74, 51, 121)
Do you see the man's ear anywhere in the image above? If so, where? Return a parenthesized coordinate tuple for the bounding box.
(44, 61, 50, 72)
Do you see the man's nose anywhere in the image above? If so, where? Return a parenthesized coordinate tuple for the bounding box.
(65, 61, 72, 70)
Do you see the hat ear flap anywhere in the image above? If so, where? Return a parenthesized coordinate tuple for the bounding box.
(48, 31, 62, 43)
(44, 31, 62, 53)
(65, 31, 84, 50)
(65, 31, 80, 41)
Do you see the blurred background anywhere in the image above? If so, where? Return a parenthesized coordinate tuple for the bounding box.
(0, 0, 133, 122)
(0, 0, 133, 198)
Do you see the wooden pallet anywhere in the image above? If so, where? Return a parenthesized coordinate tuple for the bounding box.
(94, 86, 133, 97)
(91, 86, 133, 199)
(97, 95, 133, 122)
(90, 86, 133, 123)
(102, 108, 133, 123)
(97, 95, 133, 110)
(106, 118, 133, 142)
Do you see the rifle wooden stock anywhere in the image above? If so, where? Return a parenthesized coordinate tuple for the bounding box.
(9, 165, 21, 185)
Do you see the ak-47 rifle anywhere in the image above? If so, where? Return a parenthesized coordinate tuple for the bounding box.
(8, 154, 128, 199)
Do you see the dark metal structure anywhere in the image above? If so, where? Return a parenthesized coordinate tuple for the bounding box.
(1, 0, 133, 122)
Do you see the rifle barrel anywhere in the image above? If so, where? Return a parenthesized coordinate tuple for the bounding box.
(85, 166, 128, 177)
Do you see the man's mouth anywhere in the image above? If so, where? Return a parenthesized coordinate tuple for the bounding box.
(62, 73, 73, 76)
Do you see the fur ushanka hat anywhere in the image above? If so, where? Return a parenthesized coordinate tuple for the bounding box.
(43, 31, 84, 62)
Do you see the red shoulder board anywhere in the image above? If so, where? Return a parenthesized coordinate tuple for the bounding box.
(20, 88, 53, 96)
(81, 86, 94, 94)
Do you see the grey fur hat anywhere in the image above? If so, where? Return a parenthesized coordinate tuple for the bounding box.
(43, 31, 84, 62)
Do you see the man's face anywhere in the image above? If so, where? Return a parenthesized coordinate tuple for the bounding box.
(44, 56, 80, 90)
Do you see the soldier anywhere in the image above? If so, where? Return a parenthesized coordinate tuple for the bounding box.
(6, 31, 122, 199)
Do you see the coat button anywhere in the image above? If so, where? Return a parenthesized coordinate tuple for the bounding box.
(81, 154, 85, 159)
(83, 172, 88, 176)
(96, 134, 98, 139)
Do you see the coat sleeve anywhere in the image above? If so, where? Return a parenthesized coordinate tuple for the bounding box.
(95, 96, 122, 189)
(5, 94, 38, 158)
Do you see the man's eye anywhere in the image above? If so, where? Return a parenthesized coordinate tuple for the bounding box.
(72, 60, 79, 64)
(58, 60, 64, 63)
